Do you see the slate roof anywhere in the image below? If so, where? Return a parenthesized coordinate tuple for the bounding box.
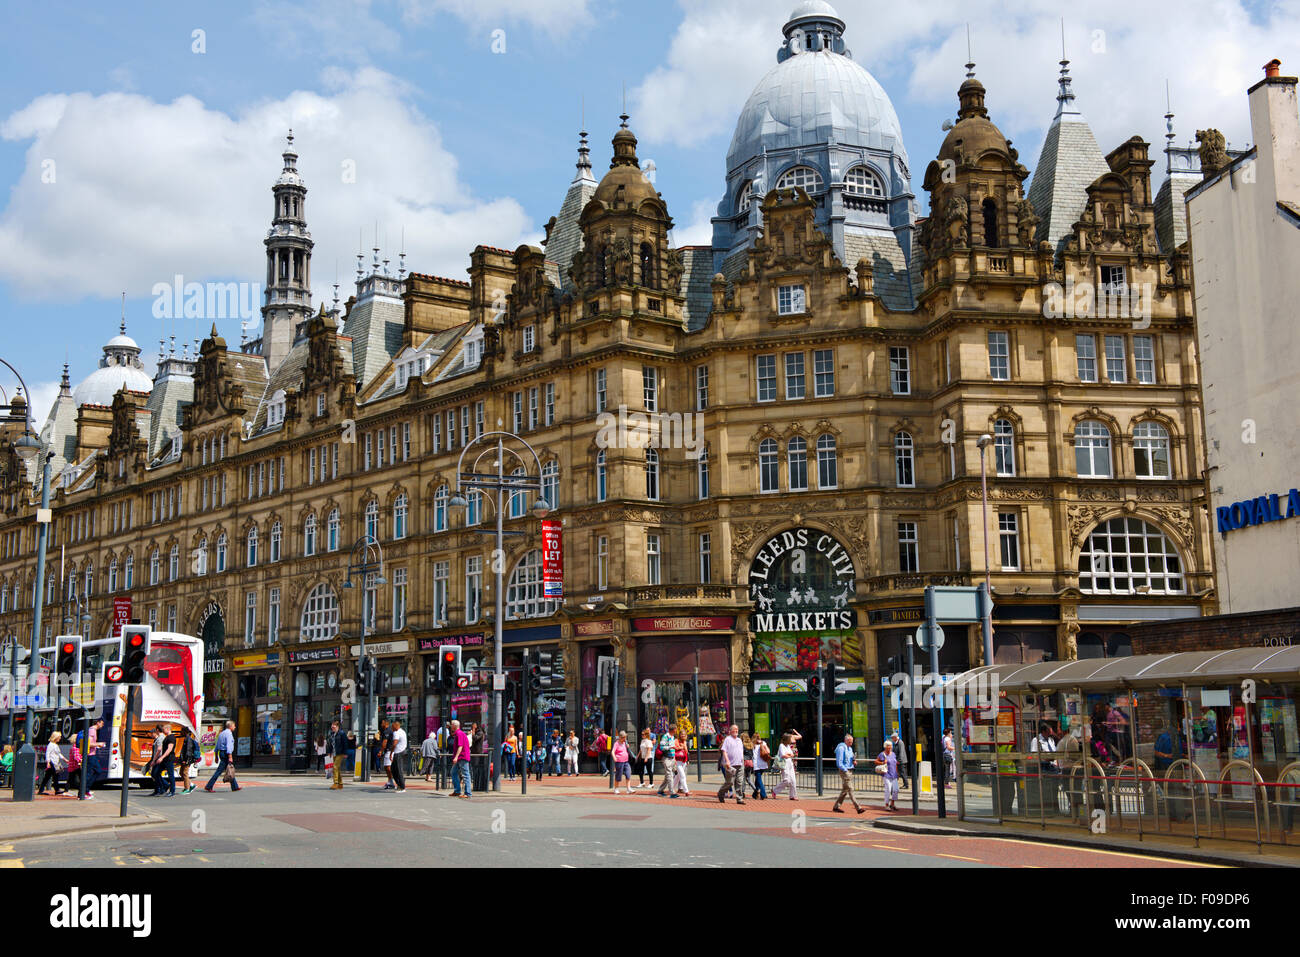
(342, 291, 406, 386)
(679, 247, 716, 331)
(844, 230, 916, 311)
(367, 325, 468, 402)
(544, 140, 598, 292)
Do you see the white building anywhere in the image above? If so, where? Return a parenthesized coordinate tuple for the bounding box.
(1187, 60, 1300, 613)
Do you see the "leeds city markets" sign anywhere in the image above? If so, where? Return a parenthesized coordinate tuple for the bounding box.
(748, 527, 857, 633)
(1217, 487, 1300, 536)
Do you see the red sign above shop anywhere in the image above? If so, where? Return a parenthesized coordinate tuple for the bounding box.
(632, 617, 737, 633)
(542, 519, 564, 599)
(112, 597, 132, 639)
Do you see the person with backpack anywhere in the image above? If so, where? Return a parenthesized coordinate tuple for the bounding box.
(65, 739, 92, 799)
(177, 727, 200, 795)
(594, 729, 611, 777)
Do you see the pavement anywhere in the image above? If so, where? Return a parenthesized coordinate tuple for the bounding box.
(0, 793, 164, 842)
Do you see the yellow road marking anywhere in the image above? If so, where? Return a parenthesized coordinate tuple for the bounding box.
(0, 859, 24, 868)
(990, 838, 1221, 868)
(871, 844, 907, 851)
(937, 853, 981, 862)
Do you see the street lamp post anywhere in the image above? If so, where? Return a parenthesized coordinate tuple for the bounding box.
(976, 434, 995, 668)
(0, 356, 52, 803)
(450, 430, 551, 793)
(344, 536, 386, 783)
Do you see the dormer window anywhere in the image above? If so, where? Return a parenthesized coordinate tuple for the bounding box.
(267, 390, 286, 427)
(737, 181, 754, 213)
(777, 284, 807, 316)
(316, 394, 326, 418)
(522, 325, 536, 354)
(776, 165, 823, 194)
(845, 166, 885, 197)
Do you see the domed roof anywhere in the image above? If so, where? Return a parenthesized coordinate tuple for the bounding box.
(727, 49, 908, 174)
(936, 76, 1013, 165)
(591, 122, 660, 209)
(105, 333, 139, 351)
(788, 0, 842, 22)
(72, 363, 153, 408)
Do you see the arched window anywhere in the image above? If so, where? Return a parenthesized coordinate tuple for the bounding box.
(246, 527, 258, 568)
(596, 450, 607, 503)
(994, 419, 1016, 477)
(509, 469, 527, 518)
(645, 449, 660, 501)
(168, 545, 179, 581)
(844, 166, 885, 197)
(303, 516, 316, 557)
(149, 549, 160, 586)
(788, 437, 808, 491)
(982, 198, 999, 248)
(196, 538, 208, 576)
(737, 180, 754, 213)
(434, 486, 449, 532)
(1074, 421, 1112, 478)
(506, 550, 559, 620)
(364, 500, 379, 540)
(1133, 422, 1171, 479)
(300, 583, 340, 642)
(467, 489, 482, 526)
(817, 434, 838, 489)
(216, 534, 228, 572)
(85, 562, 94, 596)
(759, 438, 779, 493)
(894, 432, 915, 488)
(639, 243, 655, 287)
(394, 494, 409, 539)
(124, 554, 134, 590)
(1079, 518, 1185, 595)
(270, 521, 282, 562)
(541, 461, 559, 510)
(108, 558, 118, 592)
(777, 166, 824, 194)
(327, 509, 340, 552)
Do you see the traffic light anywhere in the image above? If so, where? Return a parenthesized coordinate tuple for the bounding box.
(824, 661, 838, 702)
(121, 626, 150, 685)
(55, 635, 81, 682)
(373, 662, 388, 696)
(439, 645, 462, 690)
(528, 662, 542, 694)
(807, 672, 821, 700)
(537, 650, 553, 690)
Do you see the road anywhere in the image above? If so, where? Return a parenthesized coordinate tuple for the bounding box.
(0, 774, 1212, 869)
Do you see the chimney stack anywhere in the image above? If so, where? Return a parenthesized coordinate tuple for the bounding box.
(1265, 59, 1282, 79)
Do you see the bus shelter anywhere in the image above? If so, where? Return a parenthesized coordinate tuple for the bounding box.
(946, 646, 1300, 851)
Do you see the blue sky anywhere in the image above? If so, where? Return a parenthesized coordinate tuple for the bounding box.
(2, 0, 1296, 425)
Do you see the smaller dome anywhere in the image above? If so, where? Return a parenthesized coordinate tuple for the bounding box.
(591, 123, 659, 208)
(72, 365, 153, 408)
(105, 333, 140, 351)
(937, 75, 1012, 164)
(787, 1, 842, 24)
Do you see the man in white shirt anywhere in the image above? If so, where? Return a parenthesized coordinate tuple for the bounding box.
(389, 719, 408, 792)
(716, 725, 746, 805)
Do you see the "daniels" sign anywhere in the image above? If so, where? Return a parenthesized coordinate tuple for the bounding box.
(1217, 488, 1300, 536)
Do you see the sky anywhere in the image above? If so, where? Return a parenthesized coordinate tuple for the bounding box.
(1, 0, 1297, 428)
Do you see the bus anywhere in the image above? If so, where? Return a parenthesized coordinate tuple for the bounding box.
(14, 630, 207, 788)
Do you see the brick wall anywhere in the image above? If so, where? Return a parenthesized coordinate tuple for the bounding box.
(1129, 607, 1300, 656)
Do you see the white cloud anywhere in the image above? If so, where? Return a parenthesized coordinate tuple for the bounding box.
(636, 0, 1300, 173)
(0, 68, 535, 330)
(672, 197, 720, 248)
(399, 0, 592, 32)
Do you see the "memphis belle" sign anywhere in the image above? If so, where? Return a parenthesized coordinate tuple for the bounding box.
(1217, 487, 1300, 536)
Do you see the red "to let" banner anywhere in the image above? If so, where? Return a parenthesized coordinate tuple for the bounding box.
(541, 519, 564, 599)
(112, 596, 132, 639)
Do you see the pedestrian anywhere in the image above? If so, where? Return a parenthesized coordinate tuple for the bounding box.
(204, 720, 241, 792)
(673, 731, 692, 796)
(532, 738, 546, 782)
(472, 723, 488, 792)
(83, 717, 106, 790)
(314, 735, 327, 773)
(330, 720, 349, 789)
(876, 740, 899, 811)
(379, 719, 396, 787)
(421, 730, 440, 783)
(37, 730, 68, 795)
(751, 732, 769, 799)
(716, 725, 746, 804)
(655, 727, 679, 798)
(635, 728, 655, 789)
(65, 738, 92, 799)
(449, 720, 472, 799)
(177, 727, 199, 794)
(769, 733, 798, 801)
(564, 730, 580, 776)
(346, 728, 357, 774)
(503, 724, 518, 780)
(549, 729, 563, 775)
(148, 725, 177, 797)
(612, 730, 634, 793)
(389, 719, 408, 792)
(832, 734, 865, 814)
(890, 731, 909, 790)
(740, 732, 754, 797)
(942, 728, 955, 788)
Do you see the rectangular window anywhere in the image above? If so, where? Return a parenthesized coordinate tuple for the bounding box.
(988, 331, 1010, 380)
(308, 449, 317, 485)
(756, 354, 777, 402)
(784, 352, 806, 400)
(1100, 264, 1126, 296)
(475, 401, 485, 438)
(402, 423, 411, 461)
(377, 429, 386, 468)
(244, 592, 257, 646)
(1076, 334, 1097, 383)
(392, 568, 408, 632)
(167, 604, 177, 632)
(889, 347, 911, 395)
(269, 588, 280, 643)
(595, 368, 607, 414)
(695, 365, 709, 411)
(433, 414, 442, 454)
(897, 521, 919, 573)
(642, 366, 658, 413)
(942, 339, 952, 384)
(522, 324, 535, 353)
(596, 536, 609, 591)
(363, 434, 373, 471)
(148, 607, 158, 631)
(1134, 335, 1156, 384)
(697, 451, 710, 501)
(544, 384, 555, 426)
(528, 387, 539, 431)
(699, 532, 712, 583)
(432, 561, 449, 626)
(1104, 335, 1127, 383)
(363, 573, 378, 634)
(446, 410, 457, 450)
(777, 283, 807, 315)
(813, 349, 834, 397)
(512, 392, 523, 433)
(999, 512, 1021, 571)
(465, 557, 482, 623)
(460, 406, 469, 447)
(646, 533, 661, 585)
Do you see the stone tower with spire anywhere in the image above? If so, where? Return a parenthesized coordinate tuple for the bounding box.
(260, 130, 314, 372)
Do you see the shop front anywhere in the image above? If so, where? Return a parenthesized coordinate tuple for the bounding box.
(418, 633, 487, 741)
(503, 623, 566, 755)
(871, 606, 973, 757)
(631, 616, 735, 753)
(747, 527, 862, 763)
(350, 639, 413, 765)
(287, 646, 342, 770)
(233, 650, 282, 769)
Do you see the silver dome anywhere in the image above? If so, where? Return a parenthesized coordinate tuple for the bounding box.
(72, 363, 153, 408)
(726, 50, 909, 175)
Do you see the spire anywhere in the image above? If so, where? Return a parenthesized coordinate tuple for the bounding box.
(283, 128, 298, 172)
(1054, 20, 1082, 121)
(965, 23, 975, 78)
(957, 29, 987, 121)
(120, 292, 126, 335)
(1165, 80, 1177, 165)
(60, 364, 71, 394)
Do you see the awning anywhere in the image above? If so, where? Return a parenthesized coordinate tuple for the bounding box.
(946, 645, 1300, 694)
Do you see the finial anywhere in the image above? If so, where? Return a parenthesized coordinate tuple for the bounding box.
(619, 113, 630, 130)
(333, 283, 341, 309)
(120, 292, 126, 335)
(287, 128, 294, 148)
(1056, 22, 1076, 111)
(965, 24, 975, 78)
(1165, 80, 1175, 143)
(169, 334, 176, 357)
(159, 338, 166, 362)
(61, 363, 70, 391)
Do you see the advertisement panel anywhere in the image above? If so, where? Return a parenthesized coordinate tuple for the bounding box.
(542, 519, 564, 599)
(112, 596, 132, 639)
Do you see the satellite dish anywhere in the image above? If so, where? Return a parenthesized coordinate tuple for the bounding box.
(942, 120, 954, 132)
